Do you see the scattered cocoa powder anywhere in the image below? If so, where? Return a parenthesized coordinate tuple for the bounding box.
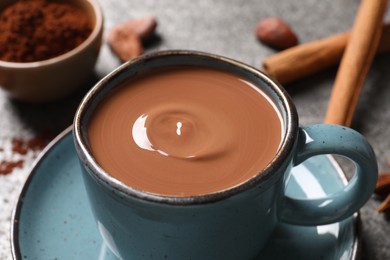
(0, 0, 93, 62)
(0, 160, 24, 175)
(255, 17, 298, 50)
(12, 138, 28, 155)
(0, 134, 51, 175)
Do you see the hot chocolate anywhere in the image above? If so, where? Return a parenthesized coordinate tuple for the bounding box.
(88, 66, 283, 196)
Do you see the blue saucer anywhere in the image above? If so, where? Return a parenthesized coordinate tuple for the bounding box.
(11, 127, 359, 260)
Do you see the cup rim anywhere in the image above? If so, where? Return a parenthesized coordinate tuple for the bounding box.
(73, 50, 299, 205)
(0, 0, 103, 69)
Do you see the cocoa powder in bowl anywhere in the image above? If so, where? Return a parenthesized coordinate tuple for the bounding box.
(0, 0, 93, 62)
(0, 0, 103, 102)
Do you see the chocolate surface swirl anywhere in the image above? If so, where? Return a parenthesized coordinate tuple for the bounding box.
(88, 67, 283, 196)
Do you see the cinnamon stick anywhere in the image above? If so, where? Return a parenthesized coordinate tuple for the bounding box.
(262, 24, 390, 85)
(378, 193, 390, 213)
(324, 0, 388, 126)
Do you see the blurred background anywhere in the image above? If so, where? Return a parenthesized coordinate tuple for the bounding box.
(1, 0, 390, 259)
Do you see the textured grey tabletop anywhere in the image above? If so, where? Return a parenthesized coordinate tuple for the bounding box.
(1, 0, 390, 259)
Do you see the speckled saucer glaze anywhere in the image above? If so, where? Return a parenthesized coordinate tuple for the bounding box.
(11, 127, 359, 260)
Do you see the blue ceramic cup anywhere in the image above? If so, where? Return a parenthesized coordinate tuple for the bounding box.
(73, 51, 377, 259)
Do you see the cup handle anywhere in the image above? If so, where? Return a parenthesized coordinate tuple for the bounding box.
(279, 124, 377, 226)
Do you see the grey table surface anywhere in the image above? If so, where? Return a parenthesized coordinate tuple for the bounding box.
(1, 0, 390, 259)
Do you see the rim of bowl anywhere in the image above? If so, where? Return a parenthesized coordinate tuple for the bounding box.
(0, 0, 103, 69)
(73, 50, 299, 205)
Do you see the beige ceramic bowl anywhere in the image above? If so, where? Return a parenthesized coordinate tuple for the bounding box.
(0, 0, 103, 103)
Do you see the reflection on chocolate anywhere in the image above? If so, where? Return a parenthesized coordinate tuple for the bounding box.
(88, 67, 283, 196)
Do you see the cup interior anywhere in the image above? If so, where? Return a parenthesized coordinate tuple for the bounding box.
(74, 50, 299, 204)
